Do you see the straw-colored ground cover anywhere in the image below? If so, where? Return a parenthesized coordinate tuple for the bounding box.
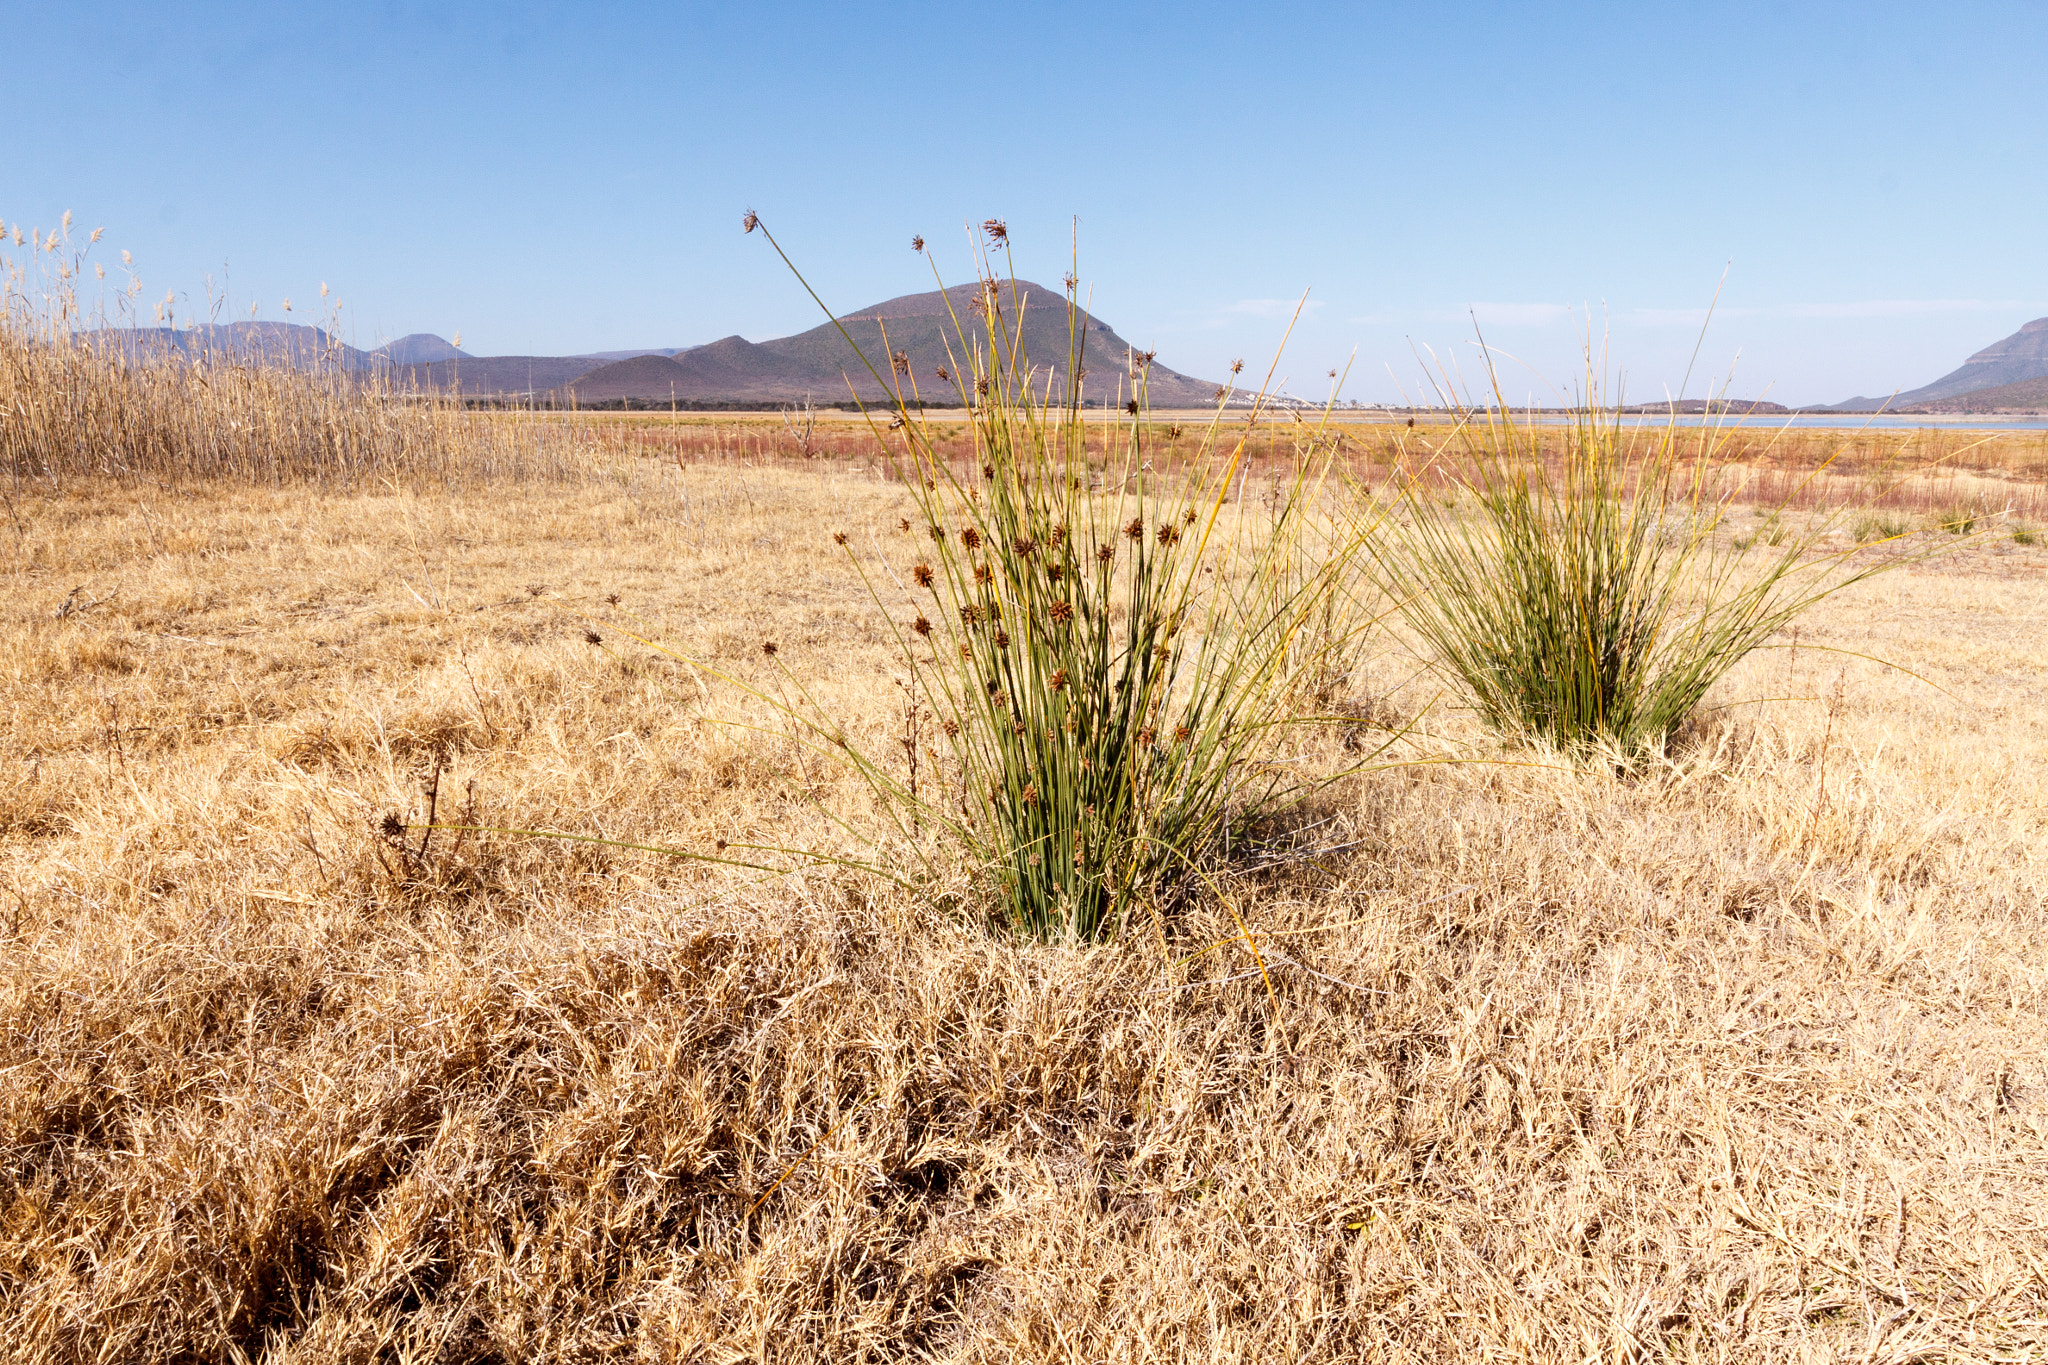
(2, 461, 2044, 1362)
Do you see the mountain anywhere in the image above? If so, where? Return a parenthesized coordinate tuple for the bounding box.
(1820, 317, 2048, 411)
(394, 355, 618, 395)
(1905, 374, 2048, 413)
(92, 320, 378, 370)
(552, 281, 1220, 406)
(371, 333, 468, 365)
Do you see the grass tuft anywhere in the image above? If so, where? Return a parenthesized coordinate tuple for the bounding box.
(1367, 365, 1901, 758)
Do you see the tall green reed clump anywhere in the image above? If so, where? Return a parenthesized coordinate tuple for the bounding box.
(728, 218, 1370, 940)
(1367, 366, 1899, 759)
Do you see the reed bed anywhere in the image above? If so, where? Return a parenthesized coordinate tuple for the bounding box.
(2, 221, 595, 487)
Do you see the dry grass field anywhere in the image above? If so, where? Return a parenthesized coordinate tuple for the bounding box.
(2, 446, 2045, 1362)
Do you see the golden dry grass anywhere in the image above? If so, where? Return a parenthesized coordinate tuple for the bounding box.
(2, 454, 2044, 1362)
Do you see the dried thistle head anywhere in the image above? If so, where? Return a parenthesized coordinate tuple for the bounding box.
(742, 210, 759, 233)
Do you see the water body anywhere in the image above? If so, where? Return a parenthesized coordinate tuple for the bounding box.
(1329, 412, 2048, 432)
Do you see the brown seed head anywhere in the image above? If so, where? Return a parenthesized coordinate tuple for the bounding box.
(982, 219, 1007, 243)
(1047, 563, 1065, 582)
(1156, 523, 1180, 546)
(981, 463, 995, 480)
(1124, 517, 1144, 541)
(742, 211, 759, 233)
(959, 603, 984, 628)
(993, 629, 1010, 650)
(832, 530, 848, 546)
(911, 234, 925, 252)
(912, 615, 932, 636)
(1020, 782, 1038, 806)
(1183, 507, 1197, 526)
(935, 366, 950, 382)
(1230, 358, 1245, 375)
(942, 718, 960, 737)
(716, 838, 728, 852)
(1012, 536, 1036, 558)
(1048, 523, 1068, 547)
(898, 517, 911, 532)
(583, 628, 603, 644)
(960, 526, 982, 550)
(1174, 724, 1192, 744)
(913, 562, 935, 588)
(892, 349, 910, 376)
(1049, 599, 1073, 624)
(1125, 399, 1139, 416)
(1097, 544, 1114, 564)
(973, 561, 993, 584)
(1138, 727, 1156, 748)
(761, 641, 778, 657)
(928, 523, 944, 541)
(1050, 668, 1069, 691)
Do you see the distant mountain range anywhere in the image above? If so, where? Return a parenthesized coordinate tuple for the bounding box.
(1817, 316, 2048, 412)
(395, 280, 1218, 406)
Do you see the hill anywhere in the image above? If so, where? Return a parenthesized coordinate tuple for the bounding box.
(559, 281, 1221, 407)
(1906, 373, 2048, 413)
(1821, 316, 2048, 411)
(370, 333, 469, 365)
(92, 320, 378, 370)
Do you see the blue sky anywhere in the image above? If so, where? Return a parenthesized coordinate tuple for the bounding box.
(6, 1, 2044, 406)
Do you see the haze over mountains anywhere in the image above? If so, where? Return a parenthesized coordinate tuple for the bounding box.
(86, 302, 2048, 414)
